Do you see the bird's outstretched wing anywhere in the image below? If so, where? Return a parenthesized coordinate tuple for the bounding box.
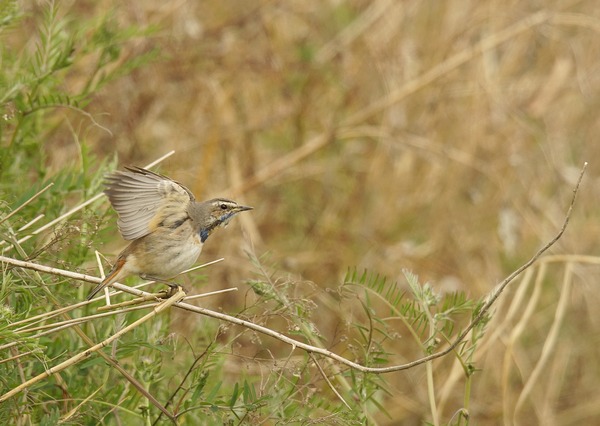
(104, 167, 195, 240)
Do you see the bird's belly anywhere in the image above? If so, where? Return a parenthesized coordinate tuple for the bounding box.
(136, 232, 203, 278)
(160, 240, 202, 277)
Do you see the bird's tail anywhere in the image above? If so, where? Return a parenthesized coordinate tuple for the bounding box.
(86, 257, 126, 300)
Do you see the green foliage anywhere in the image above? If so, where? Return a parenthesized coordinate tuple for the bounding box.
(0, 2, 507, 425)
(0, 0, 155, 180)
(0, 0, 20, 33)
(0, 1, 157, 424)
(343, 267, 490, 422)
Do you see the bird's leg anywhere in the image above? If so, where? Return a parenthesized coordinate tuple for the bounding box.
(140, 274, 188, 298)
(140, 274, 179, 288)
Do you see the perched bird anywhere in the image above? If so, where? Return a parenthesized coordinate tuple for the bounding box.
(87, 166, 252, 300)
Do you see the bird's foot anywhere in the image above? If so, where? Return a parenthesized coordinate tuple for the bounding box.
(162, 285, 187, 299)
(141, 275, 189, 296)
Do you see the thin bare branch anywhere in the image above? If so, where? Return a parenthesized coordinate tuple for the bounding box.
(309, 352, 351, 410)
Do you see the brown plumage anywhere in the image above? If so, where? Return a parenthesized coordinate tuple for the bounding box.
(87, 167, 252, 300)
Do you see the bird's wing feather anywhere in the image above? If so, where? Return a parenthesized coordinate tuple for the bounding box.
(104, 167, 195, 240)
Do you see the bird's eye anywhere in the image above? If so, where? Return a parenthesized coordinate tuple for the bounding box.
(220, 203, 229, 210)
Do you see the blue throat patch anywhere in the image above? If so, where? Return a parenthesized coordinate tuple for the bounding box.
(200, 229, 210, 243)
(200, 213, 235, 243)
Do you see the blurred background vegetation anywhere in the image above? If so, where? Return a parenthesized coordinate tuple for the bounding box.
(1, 0, 600, 424)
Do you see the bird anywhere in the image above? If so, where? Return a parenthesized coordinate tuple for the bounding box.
(86, 166, 252, 300)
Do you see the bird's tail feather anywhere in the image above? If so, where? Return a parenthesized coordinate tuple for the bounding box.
(86, 257, 126, 300)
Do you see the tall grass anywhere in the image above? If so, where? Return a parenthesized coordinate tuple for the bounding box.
(1, 1, 599, 424)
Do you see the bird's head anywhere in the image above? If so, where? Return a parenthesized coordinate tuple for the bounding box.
(190, 198, 252, 242)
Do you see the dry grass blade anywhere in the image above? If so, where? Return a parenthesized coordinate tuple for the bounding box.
(316, 0, 395, 63)
(0, 288, 186, 403)
(0, 183, 53, 227)
(345, 10, 550, 125)
(226, 11, 551, 196)
(513, 261, 575, 422)
(228, 133, 330, 196)
(60, 387, 103, 423)
(0, 349, 42, 365)
(10, 299, 91, 330)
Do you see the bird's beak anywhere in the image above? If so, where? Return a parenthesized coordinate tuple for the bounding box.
(236, 205, 253, 212)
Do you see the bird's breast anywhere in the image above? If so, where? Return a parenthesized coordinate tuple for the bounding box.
(162, 236, 203, 277)
(134, 223, 203, 278)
